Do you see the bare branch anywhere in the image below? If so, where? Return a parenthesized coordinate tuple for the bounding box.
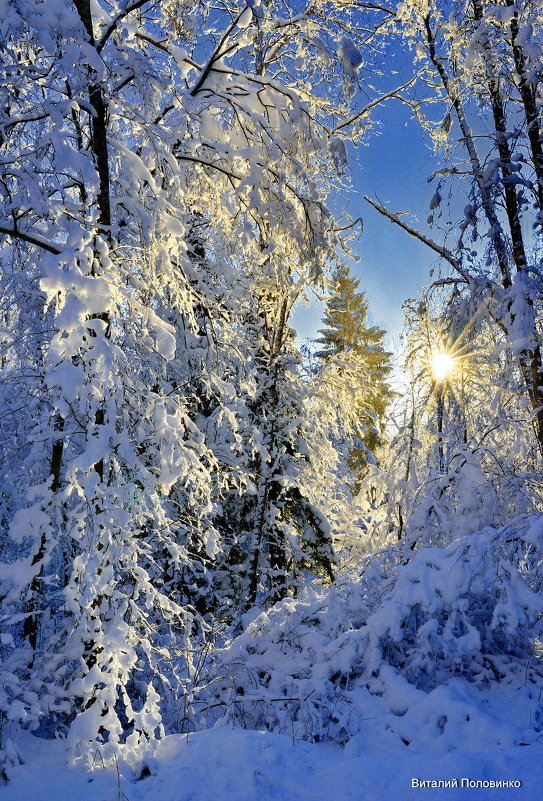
(0, 225, 62, 254)
(96, 0, 153, 53)
(176, 155, 243, 181)
(332, 74, 420, 134)
(363, 195, 472, 282)
(333, 217, 363, 233)
(190, 9, 251, 98)
(134, 31, 199, 69)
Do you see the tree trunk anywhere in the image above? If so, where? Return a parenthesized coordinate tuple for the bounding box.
(507, 2, 543, 216)
(73, 0, 113, 672)
(22, 418, 65, 661)
(436, 383, 445, 472)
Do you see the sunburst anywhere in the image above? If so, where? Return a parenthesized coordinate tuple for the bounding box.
(431, 350, 456, 382)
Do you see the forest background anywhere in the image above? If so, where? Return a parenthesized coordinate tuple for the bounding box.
(1, 0, 543, 793)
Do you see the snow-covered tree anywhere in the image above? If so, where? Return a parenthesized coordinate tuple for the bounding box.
(0, 0, 400, 770)
(371, 0, 543, 453)
(361, 284, 540, 551)
(315, 263, 392, 489)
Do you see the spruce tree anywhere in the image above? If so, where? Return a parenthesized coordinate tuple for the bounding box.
(316, 264, 392, 488)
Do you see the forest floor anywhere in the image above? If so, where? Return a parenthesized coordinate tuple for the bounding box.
(6, 528, 543, 800)
(4, 723, 543, 801)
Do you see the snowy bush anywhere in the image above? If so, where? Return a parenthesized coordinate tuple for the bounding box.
(196, 517, 543, 748)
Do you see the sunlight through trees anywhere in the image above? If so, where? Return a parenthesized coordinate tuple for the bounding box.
(1, 0, 543, 788)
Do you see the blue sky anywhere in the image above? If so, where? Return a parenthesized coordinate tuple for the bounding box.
(294, 97, 444, 350)
(344, 101, 442, 340)
(293, 50, 447, 352)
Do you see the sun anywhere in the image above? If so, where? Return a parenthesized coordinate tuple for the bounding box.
(431, 351, 455, 381)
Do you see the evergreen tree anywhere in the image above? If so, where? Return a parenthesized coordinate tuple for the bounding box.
(316, 264, 392, 488)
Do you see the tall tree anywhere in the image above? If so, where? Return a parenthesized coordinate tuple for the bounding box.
(316, 263, 392, 489)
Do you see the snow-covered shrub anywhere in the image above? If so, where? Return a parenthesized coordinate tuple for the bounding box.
(194, 579, 377, 744)
(196, 517, 543, 747)
(369, 525, 543, 688)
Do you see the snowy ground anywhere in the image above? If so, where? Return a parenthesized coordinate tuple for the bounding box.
(4, 725, 543, 801)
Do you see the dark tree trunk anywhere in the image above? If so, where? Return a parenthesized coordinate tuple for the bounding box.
(73, 0, 113, 671)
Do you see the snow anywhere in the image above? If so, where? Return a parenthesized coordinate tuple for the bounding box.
(4, 1, 543, 798)
(238, 6, 252, 29)
(338, 37, 363, 78)
(8, 522, 543, 799)
(4, 726, 543, 801)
